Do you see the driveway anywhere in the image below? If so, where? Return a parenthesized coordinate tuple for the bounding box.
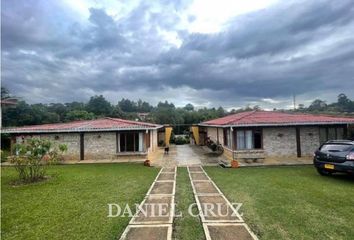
(154, 144, 226, 167)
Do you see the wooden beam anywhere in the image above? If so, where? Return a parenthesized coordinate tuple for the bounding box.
(296, 127, 301, 158)
(80, 133, 84, 161)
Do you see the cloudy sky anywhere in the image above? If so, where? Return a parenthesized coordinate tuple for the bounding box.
(2, 0, 354, 110)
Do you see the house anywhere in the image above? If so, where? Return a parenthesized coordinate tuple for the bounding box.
(197, 111, 354, 164)
(2, 118, 162, 162)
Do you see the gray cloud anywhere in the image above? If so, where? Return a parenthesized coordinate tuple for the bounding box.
(1, 0, 354, 109)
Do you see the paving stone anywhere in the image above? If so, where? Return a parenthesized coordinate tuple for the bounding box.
(161, 167, 175, 173)
(197, 195, 241, 221)
(207, 224, 254, 240)
(157, 173, 175, 181)
(190, 172, 209, 181)
(193, 181, 220, 194)
(150, 181, 174, 195)
(122, 226, 170, 240)
(132, 196, 172, 223)
(189, 166, 203, 172)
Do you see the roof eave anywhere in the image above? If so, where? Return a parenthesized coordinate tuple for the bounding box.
(198, 122, 352, 128)
(2, 125, 163, 134)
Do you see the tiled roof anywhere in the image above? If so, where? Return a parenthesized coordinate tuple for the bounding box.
(200, 111, 354, 127)
(2, 118, 162, 133)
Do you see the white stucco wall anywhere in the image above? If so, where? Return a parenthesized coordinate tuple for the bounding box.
(207, 127, 224, 144)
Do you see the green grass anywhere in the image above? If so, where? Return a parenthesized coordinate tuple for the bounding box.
(1, 163, 159, 240)
(174, 167, 205, 240)
(205, 166, 354, 240)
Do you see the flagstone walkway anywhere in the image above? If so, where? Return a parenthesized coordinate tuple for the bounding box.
(119, 167, 176, 240)
(187, 166, 258, 240)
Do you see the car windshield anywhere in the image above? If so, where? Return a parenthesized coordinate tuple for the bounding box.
(320, 144, 352, 152)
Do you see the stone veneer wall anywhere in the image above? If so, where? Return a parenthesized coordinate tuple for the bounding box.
(16, 133, 81, 160)
(84, 132, 117, 159)
(220, 126, 321, 162)
(263, 127, 297, 157)
(15, 130, 159, 161)
(299, 126, 320, 156)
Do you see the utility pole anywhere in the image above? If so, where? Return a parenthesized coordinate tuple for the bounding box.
(293, 94, 296, 110)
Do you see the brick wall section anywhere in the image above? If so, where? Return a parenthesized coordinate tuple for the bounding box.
(299, 126, 320, 156)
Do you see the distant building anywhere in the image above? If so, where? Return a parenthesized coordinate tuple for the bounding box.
(137, 112, 151, 121)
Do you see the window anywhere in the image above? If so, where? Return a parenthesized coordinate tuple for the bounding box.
(236, 129, 262, 150)
(319, 127, 346, 144)
(223, 128, 231, 149)
(118, 132, 144, 152)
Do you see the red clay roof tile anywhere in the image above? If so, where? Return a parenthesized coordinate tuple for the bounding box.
(201, 111, 354, 126)
(2, 117, 162, 133)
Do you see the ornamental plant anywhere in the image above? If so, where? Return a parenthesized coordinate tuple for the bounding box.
(10, 138, 67, 183)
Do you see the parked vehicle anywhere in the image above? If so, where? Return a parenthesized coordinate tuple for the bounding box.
(314, 140, 354, 176)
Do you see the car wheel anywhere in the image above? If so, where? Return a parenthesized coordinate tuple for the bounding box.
(316, 168, 332, 176)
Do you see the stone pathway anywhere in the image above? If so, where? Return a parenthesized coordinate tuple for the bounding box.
(119, 167, 176, 240)
(187, 166, 258, 240)
(153, 145, 225, 167)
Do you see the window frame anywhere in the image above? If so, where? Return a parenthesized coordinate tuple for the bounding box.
(234, 128, 263, 150)
(116, 131, 144, 153)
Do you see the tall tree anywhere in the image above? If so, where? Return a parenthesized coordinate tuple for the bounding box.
(86, 95, 113, 116)
(183, 103, 194, 111)
(118, 98, 137, 112)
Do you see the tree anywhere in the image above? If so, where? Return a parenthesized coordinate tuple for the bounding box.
(137, 99, 153, 112)
(184, 103, 194, 111)
(157, 101, 175, 109)
(86, 95, 113, 116)
(1, 87, 11, 100)
(337, 93, 353, 112)
(308, 99, 327, 111)
(48, 103, 68, 121)
(118, 98, 137, 112)
(65, 110, 95, 121)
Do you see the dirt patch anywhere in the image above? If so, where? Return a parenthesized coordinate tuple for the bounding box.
(198, 195, 241, 221)
(133, 196, 172, 223)
(193, 181, 219, 194)
(189, 166, 203, 172)
(150, 182, 174, 195)
(190, 172, 209, 181)
(207, 225, 254, 240)
(123, 226, 169, 240)
(157, 173, 175, 181)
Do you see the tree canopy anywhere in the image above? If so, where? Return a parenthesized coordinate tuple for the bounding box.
(1, 87, 353, 128)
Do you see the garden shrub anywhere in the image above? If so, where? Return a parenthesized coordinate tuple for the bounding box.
(10, 138, 67, 183)
(175, 136, 188, 145)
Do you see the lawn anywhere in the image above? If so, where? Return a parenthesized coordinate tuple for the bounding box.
(1, 163, 159, 240)
(205, 166, 354, 240)
(173, 167, 204, 240)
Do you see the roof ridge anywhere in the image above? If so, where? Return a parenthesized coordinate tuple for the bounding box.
(224, 110, 257, 125)
(104, 117, 158, 126)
